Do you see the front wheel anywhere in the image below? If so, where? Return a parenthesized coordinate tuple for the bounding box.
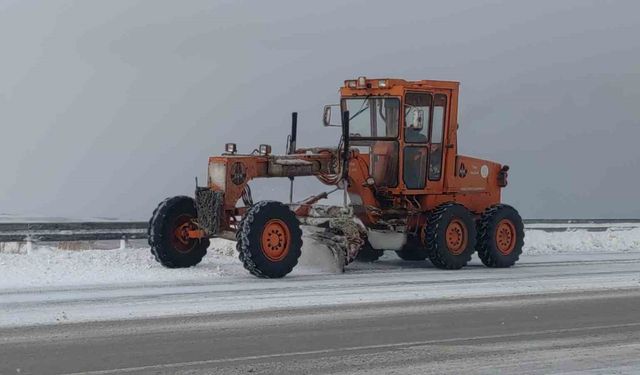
(476, 204, 524, 268)
(236, 201, 303, 278)
(148, 196, 209, 268)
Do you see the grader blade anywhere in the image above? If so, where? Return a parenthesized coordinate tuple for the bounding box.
(299, 205, 366, 272)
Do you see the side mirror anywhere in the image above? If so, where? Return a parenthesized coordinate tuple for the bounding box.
(409, 109, 424, 130)
(322, 104, 342, 127)
(323, 105, 332, 126)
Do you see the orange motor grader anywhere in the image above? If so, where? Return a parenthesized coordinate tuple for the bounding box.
(148, 77, 524, 278)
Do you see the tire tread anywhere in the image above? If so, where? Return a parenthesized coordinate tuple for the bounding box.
(148, 196, 209, 268)
(476, 204, 524, 268)
(236, 201, 302, 278)
(424, 202, 476, 270)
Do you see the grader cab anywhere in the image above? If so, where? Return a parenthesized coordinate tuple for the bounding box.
(148, 77, 524, 278)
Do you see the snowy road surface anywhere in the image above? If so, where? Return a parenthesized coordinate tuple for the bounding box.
(1, 251, 640, 328)
(1, 289, 639, 374)
(1, 229, 639, 374)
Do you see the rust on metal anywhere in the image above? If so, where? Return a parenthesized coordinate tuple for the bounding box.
(171, 215, 197, 253)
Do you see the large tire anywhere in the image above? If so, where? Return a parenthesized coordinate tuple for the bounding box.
(476, 204, 524, 268)
(355, 240, 384, 262)
(148, 196, 209, 268)
(236, 201, 302, 278)
(424, 203, 476, 270)
(395, 236, 428, 261)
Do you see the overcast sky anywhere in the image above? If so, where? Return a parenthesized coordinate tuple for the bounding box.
(1, 0, 639, 220)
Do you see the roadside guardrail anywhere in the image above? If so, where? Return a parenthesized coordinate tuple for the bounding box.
(0, 219, 639, 244)
(0, 222, 147, 243)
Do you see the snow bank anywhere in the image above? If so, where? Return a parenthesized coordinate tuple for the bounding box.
(0, 236, 339, 290)
(523, 228, 640, 255)
(0, 239, 245, 290)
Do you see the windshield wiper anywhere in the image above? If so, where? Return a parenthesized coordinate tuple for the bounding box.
(349, 105, 369, 121)
(349, 94, 371, 121)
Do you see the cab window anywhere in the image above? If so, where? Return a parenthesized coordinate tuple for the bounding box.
(342, 97, 399, 138)
(428, 94, 447, 181)
(404, 93, 431, 143)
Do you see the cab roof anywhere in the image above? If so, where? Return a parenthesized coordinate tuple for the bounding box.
(341, 77, 459, 95)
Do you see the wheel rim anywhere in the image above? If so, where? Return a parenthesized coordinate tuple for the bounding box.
(445, 219, 467, 255)
(261, 219, 291, 261)
(495, 219, 516, 255)
(171, 214, 196, 253)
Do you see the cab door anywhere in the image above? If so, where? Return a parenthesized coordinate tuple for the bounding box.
(425, 93, 448, 192)
(402, 92, 431, 190)
(402, 92, 449, 192)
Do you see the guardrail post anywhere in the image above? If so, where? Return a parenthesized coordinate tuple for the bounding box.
(25, 235, 34, 254)
(119, 235, 129, 250)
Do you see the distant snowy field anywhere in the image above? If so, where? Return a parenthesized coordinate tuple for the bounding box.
(1, 228, 639, 290)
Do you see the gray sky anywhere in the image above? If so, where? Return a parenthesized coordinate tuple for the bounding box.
(1, 0, 639, 220)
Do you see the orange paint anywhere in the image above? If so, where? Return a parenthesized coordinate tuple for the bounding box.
(496, 219, 517, 255)
(261, 219, 291, 261)
(445, 219, 468, 255)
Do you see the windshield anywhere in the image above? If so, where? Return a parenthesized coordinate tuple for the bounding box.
(342, 97, 399, 138)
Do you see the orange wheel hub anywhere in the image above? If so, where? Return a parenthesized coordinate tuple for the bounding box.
(445, 219, 467, 255)
(171, 214, 196, 253)
(261, 219, 291, 261)
(495, 219, 516, 255)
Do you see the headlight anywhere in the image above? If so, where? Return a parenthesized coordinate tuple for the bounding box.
(259, 144, 272, 155)
(357, 76, 367, 88)
(225, 143, 237, 154)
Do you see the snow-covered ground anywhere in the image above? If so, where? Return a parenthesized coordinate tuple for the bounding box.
(1, 228, 639, 290)
(1, 228, 639, 328)
(0, 232, 344, 290)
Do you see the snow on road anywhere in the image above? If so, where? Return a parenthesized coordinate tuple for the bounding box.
(0, 228, 639, 328)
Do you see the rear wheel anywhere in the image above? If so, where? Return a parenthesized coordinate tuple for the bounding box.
(476, 204, 524, 268)
(148, 196, 209, 268)
(236, 201, 302, 278)
(423, 203, 476, 270)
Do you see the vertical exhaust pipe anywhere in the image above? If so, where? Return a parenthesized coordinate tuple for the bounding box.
(289, 112, 297, 155)
(341, 110, 350, 207)
(288, 112, 298, 203)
